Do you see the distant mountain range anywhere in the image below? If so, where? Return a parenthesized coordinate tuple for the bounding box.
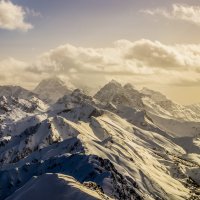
(0, 77, 200, 200)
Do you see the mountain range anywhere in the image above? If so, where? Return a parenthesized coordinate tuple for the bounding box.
(0, 77, 199, 200)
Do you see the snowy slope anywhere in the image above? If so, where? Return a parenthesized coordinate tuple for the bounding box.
(1, 110, 199, 200)
(141, 88, 200, 122)
(140, 88, 200, 137)
(6, 173, 110, 200)
(0, 96, 48, 138)
(0, 82, 200, 200)
(147, 112, 200, 137)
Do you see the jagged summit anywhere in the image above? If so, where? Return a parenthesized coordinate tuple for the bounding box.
(94, 80, 122, 101)
(33, 77, 72, 104)
(34, 77, 66, 92)
(109, 79, 122, 86)
(94, 80, 144, 110)
(34, 77, 66, 90)
(95, 80, 122, 95)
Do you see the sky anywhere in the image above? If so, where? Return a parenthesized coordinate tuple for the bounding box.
(1, 0, 200, 104)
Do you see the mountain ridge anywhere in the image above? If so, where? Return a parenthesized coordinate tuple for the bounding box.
(0, 79, 199, 200)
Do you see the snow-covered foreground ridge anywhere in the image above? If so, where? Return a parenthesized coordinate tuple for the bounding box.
(0, 78, 200, 200)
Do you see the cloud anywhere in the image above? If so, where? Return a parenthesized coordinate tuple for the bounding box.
(29, 41, 154, 76)
(0, 57, 42, 88)
(0, 0, 33, 31)
(2, 39, 200, 90)
(26, 39, 200, 88)
(25, 8, 41, 18)
(30, 39, 200, 73)
(0, 57, 27, 81)
(0, 57, 26, 85)
(124, 39, 186, 69)
(142, 4, 200, 26)
(0, 57, 27, 71)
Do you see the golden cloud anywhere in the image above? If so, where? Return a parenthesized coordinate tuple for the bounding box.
(0, 0, 33, 31)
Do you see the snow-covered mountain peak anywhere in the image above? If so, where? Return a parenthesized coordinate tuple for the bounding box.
(109, 79, 121, 85)
(33, 77, 72, 104)
(94, 81, 144, 111)
(34, 77, 65, 90)
(94, 80, 123, 103)
(97, 80, 122, 93)
(105, 79, 122, 89)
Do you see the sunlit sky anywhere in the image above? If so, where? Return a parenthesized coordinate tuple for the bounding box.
(1, 0, 200, 104)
